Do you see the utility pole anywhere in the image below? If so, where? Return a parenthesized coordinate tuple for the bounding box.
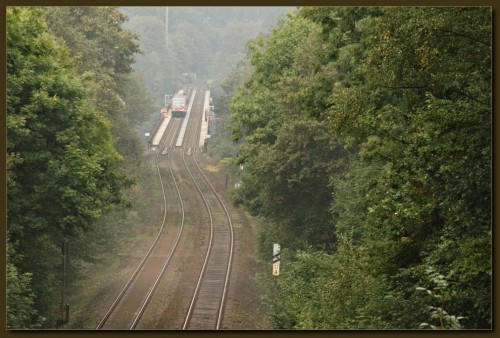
(61, 240, 68, 325)
(165, 7, 169, 104)
(165, 7, 169, 51)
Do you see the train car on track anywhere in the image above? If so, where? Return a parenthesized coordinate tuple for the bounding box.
(171, 90, 188, 118)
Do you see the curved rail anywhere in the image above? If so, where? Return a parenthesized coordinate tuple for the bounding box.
(96, 87, 234, 330)
(96, 118, 185, 330)
(191, 148, 235, 329)
(180, 88, 235, 330)
(181, 147, 214, 329)
(129, 133, 186, 329)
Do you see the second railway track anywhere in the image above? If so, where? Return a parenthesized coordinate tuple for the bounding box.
(178, 86, 234, 329)
(181, 146, 234, 330)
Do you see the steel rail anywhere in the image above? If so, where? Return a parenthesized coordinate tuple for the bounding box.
(181, 88, 235, 330)
(192, 147, 235, 330)
(129, 125, 187, 329)
(96, 117, 181, 330)
(181, 146, 215, 329)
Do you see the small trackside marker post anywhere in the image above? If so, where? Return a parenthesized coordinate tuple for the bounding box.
(272, 243, 280, 276)
(273, 243, 280, 298)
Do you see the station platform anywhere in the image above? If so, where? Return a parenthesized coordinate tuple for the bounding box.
(151, 114, 171, 149)
(199, 90, 210, 148)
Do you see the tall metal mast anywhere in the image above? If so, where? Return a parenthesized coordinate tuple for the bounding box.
(165, 7, 169, 50)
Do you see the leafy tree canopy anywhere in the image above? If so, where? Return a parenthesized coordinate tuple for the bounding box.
(229, 6, 491, 329)
(7, 7, 132, 326)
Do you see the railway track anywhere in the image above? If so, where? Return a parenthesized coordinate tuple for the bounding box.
(176, 86, 234, 329)
(96, 117, 185, 330)
(96, 86, 234, 330)
(181, 147, 234, 329)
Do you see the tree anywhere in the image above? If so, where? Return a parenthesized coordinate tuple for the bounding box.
(44, 6, 151, 173)
(7, 7, 128, 326)
(6, 245, 40, 329)
(269, 236, 389, 329)
(326, 7, 491, 328)
(229, 6, 491, 329)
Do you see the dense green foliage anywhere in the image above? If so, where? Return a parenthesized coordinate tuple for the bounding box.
(7, 7, 152, 328)
(44, 7, 154, 169)
(229, 7, 491, 329)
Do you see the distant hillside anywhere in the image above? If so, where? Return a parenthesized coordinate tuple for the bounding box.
(120, 6, 293, 105)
